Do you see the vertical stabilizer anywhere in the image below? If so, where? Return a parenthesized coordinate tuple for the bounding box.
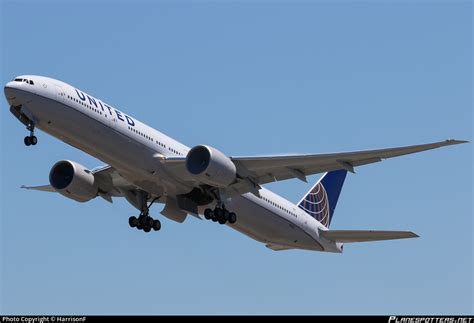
(297, 170, 347, 228)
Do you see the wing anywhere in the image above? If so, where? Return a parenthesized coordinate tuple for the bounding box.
(21, 184, 55, 192)
(21, 165, 132, 202)
(158, 139, 467, 197)
(320, 230, 419, 243)
(231, 139, 467, 186)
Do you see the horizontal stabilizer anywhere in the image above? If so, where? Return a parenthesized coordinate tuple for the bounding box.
(265, 244, 294, 251)
(320, 230, 418, 243)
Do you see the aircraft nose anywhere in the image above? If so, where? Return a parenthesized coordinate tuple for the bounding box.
(4, 81, 20, 106)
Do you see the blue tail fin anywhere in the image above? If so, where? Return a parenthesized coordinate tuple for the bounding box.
(297, 170, 347, 228)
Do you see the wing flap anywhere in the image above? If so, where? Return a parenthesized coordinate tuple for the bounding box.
(320, 230, 419, 243)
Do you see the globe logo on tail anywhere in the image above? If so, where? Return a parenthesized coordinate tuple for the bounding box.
(298, 182, 330, 227)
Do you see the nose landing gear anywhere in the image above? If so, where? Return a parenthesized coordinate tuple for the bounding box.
(24, 122, 37, 146)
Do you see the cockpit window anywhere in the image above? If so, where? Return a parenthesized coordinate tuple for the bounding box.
(13, 78, 34, 85)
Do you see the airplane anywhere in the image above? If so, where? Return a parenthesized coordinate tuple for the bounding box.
(3, 75, 467, 252)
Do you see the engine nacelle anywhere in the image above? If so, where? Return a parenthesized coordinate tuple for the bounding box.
(185, 145, 236, 187)
(49, 160, 98, 202)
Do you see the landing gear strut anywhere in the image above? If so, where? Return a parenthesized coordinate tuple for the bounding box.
(204, 205, 237, 225)
(24, 122, 37, 146)
(128, 197, 161, 233)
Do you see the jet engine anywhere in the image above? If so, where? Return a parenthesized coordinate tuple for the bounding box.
(185, 145, 236, 187)
(49, 160, 98, 202)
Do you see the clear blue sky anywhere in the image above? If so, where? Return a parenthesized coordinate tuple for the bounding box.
(1, 0, 472, 315)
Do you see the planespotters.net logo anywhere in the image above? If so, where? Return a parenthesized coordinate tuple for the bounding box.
(389, 317, 473, 323)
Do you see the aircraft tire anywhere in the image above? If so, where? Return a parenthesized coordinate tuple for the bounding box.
(204, 208, 213, 220)
(129, 216, 138, 228)
(228, 212, 237, 224)
(153, 219, 161, 231)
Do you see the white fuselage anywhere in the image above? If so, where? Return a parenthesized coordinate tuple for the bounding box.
(4, 75, 341, 252)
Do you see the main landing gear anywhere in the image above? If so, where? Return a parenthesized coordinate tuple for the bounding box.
(24, 122, 37, 146)
(128, 197, 161, 233)
(203, 206, 237, 225)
